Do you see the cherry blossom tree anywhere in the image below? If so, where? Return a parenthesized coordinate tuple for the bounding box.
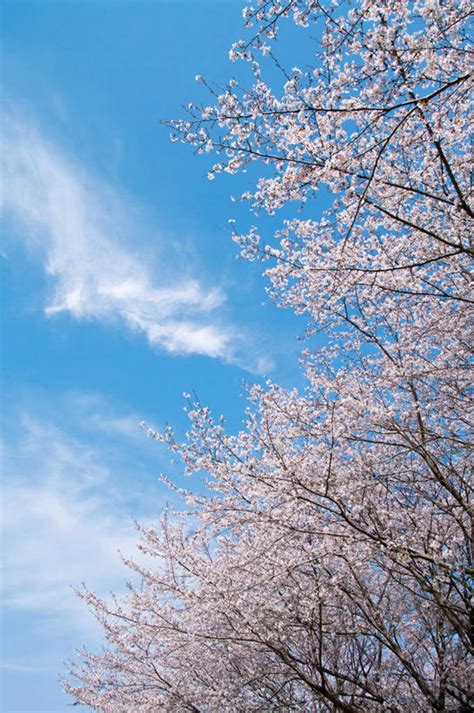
(66, 1, 473, 710)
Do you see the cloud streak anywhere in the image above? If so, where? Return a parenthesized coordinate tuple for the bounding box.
(0, 389, 179, 700)
(1, 396, 167, 622)
(1, 113, 233, 358)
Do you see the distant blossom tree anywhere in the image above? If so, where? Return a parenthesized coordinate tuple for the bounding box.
(66, 1, 473, 711)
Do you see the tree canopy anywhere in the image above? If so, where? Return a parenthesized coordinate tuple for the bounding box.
(66, 1, 473, 710)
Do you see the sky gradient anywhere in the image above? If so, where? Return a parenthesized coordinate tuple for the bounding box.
(0, 1, 309, 711)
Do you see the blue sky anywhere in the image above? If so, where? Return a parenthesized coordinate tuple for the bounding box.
(1, 1, 309, 711)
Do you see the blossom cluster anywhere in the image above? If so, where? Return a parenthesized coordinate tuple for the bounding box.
(67, 2, 473, 710)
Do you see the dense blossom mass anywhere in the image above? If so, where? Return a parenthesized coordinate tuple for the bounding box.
(67, 1, 473, 711)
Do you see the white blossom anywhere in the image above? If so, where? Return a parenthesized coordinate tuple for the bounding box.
(67, 2, 473, 711)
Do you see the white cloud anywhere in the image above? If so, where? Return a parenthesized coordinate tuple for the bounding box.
(0, 402, 166, 624)
(0, 113, 233, 358)
(0, 389, 184, 709)
(0, 661, 51, 674)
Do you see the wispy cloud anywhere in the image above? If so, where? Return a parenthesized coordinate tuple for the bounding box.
(0, 392, 172, 704)
(0, 394, 169, 623)
(0, 662, 52, 674)
(1, 113, 233, 358)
